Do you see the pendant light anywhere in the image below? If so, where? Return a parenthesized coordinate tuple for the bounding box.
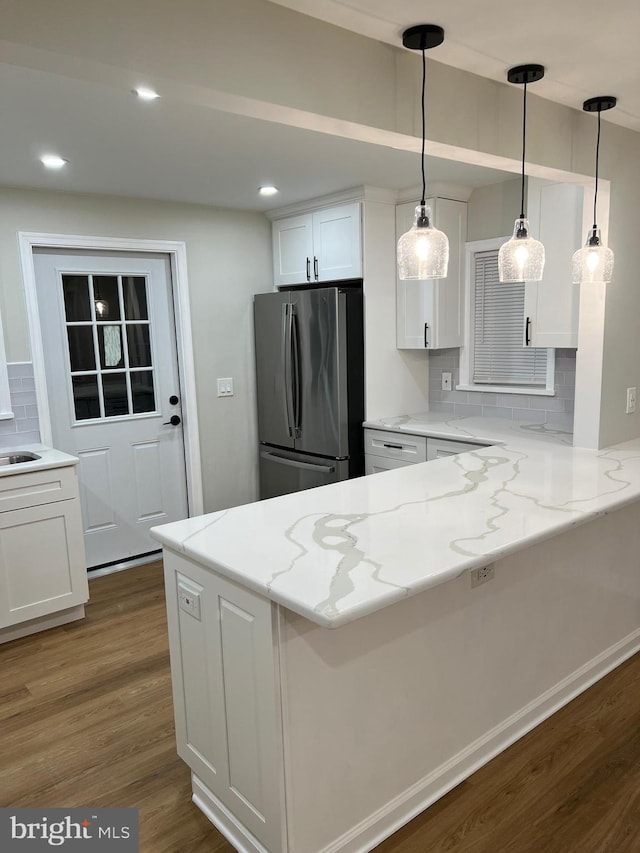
(572, 96, 616, 284)
(498, 65, 546, 283)
(397, 25, 449, 280)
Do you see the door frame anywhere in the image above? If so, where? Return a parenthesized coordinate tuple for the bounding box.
(18, 232, 203, 518)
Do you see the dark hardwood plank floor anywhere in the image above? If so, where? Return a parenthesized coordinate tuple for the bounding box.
(1, 562, 638, 852)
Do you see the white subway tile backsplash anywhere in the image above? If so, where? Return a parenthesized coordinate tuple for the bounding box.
(429, 349, 576, 430)
(2, 364, 40, 447)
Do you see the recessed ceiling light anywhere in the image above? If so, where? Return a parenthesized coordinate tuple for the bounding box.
(259, 186, 279, 196)
(134, 87, 160, 101)
(40, 155, 68, 169)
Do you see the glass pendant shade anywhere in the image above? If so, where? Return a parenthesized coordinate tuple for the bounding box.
(498, 217, 545, 283)
(397, 205, 449, 279)
(572, 228, 614, 284)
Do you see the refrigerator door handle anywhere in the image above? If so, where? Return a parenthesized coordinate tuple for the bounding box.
(291, 308, 302, 438)
(260, 450, 335, 473)
(282, 302, 294, 437)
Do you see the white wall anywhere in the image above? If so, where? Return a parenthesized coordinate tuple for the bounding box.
(0, 187, 272, 512)
(467, 179, 521, 243)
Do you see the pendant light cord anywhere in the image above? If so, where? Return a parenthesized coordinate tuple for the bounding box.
(593, 109, 601, 229)
(520, 81, 527, 219)
(420, 46, 426, 207)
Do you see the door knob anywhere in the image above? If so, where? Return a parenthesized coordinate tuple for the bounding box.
(169, 395, 179, 405)
(163, 415, 181, 426)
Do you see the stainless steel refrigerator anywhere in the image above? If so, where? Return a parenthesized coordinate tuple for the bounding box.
(254, 284, 364, 499)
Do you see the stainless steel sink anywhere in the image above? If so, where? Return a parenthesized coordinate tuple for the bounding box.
(0, 451, 41, 466)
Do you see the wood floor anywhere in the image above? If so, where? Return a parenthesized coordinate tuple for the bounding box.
(1, 562, 639, 853)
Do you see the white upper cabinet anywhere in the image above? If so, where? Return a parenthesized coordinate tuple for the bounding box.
(272, 202, 362, 286)
(396, 197, 467, 349)
(523, 179, 584, 348)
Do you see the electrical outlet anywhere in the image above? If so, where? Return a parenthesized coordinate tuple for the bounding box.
(470, 565, 495, 588)
(626, 387, 636, 414)
(442, 372, 452, 392)
(178, 582, 201, 620)
(217, 377, 234, 397)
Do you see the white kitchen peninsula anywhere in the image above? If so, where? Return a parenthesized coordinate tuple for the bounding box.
(151, 417, 640, 853)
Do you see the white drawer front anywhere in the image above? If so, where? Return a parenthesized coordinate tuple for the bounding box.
(365, 454, 415, 475)
(426, 438, 487, 461)
(0, 465, 78, 513)
(364, 429, 427, 463)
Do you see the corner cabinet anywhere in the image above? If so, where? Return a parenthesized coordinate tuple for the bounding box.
(523, 180, 584, 348)
(0, 464, 89, 637)
(396, 197, 467, 349)
(272, 202, 362, 287)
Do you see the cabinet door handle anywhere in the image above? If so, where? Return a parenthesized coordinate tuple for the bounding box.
(313, 256, 319, 281)
(306, 257, 311, 281)
(424, 322, 429, 348)
(525, 316, 532, 347)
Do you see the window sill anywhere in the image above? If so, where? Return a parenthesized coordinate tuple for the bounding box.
(456, 384, 555, 397)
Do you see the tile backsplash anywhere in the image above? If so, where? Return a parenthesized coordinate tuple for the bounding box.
(429, 348, 576, 429)
(1, 363, 41, 447)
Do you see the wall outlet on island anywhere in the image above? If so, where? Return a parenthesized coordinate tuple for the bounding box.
(442, 372, 452, 392)
(626, 387, 636, 414)
(471, 565, 495, 588)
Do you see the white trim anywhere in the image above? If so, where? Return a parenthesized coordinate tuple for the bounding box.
(460, 237, 555, 397)
(192, 774, 272, 853)
(0, 604, 86, 644)
(18, 232, 203, 517)
(318, 627, 640, 853)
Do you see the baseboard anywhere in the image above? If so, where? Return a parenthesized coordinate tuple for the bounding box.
(321, 628, 640, 853)
(191, 774, 270, 853)
(0, 604, 85, 644)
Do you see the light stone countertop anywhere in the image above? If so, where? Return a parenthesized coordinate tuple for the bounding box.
(0, 443, 78, 477)
(151, 414, 640, 629)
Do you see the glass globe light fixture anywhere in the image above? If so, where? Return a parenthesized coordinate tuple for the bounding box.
(498, 216, 545, 283)
(397, 25, 449, 280)
(572, 96, 616, 285)
(498, 64, 546, 283)
(397, 204, 449, 280)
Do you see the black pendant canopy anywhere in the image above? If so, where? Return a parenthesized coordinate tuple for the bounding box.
(583, 95, 617, 113)
(402, 24, 444, 51)
(507, 64, 545, 86)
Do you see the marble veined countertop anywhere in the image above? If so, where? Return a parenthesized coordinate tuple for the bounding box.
(0, 443, 78, 477)
(151, 414, 640, 629)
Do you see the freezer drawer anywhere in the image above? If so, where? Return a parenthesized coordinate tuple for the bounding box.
(259, 447, 349, 500)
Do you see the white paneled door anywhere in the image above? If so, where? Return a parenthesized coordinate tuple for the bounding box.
(33, 250, 189, 568)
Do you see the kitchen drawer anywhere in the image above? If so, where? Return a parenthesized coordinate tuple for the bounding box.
(365, 454, 415, 475)
(0, 465, 78, 514)
(364, 429, 427, 464)
(426, 438, 487, 461)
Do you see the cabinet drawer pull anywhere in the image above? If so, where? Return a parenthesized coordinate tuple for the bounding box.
(383, 443, 404, 450)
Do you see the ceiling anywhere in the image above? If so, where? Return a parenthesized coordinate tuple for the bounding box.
(1, 0, 638, 212)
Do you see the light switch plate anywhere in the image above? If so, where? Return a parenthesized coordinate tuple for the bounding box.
(217, 377, 234, 397)
(626, 387, 636, 414)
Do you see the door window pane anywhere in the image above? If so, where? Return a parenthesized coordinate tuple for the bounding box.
(102, 373, 129, 417)
(123, 276, 148, 320)
(63, 275, 91, 321)
(67, 326, 96, 372)
(72, 375, 100, 420)
(98, 325, 124, 369)
(92, 276, 121, 321)
(131, 371, 155, 413)
(127, 324, 152, 367)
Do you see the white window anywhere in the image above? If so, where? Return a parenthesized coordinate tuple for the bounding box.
(459, 238, 554, 395)
(0, 309, 13, 419)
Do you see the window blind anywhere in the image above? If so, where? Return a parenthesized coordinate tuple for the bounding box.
(473, 249, 547, 386)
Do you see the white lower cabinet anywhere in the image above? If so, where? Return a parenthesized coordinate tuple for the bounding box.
(163, 550, 285, 853)
(365, 428, 488, 472)
(0, 465, 88, 633)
